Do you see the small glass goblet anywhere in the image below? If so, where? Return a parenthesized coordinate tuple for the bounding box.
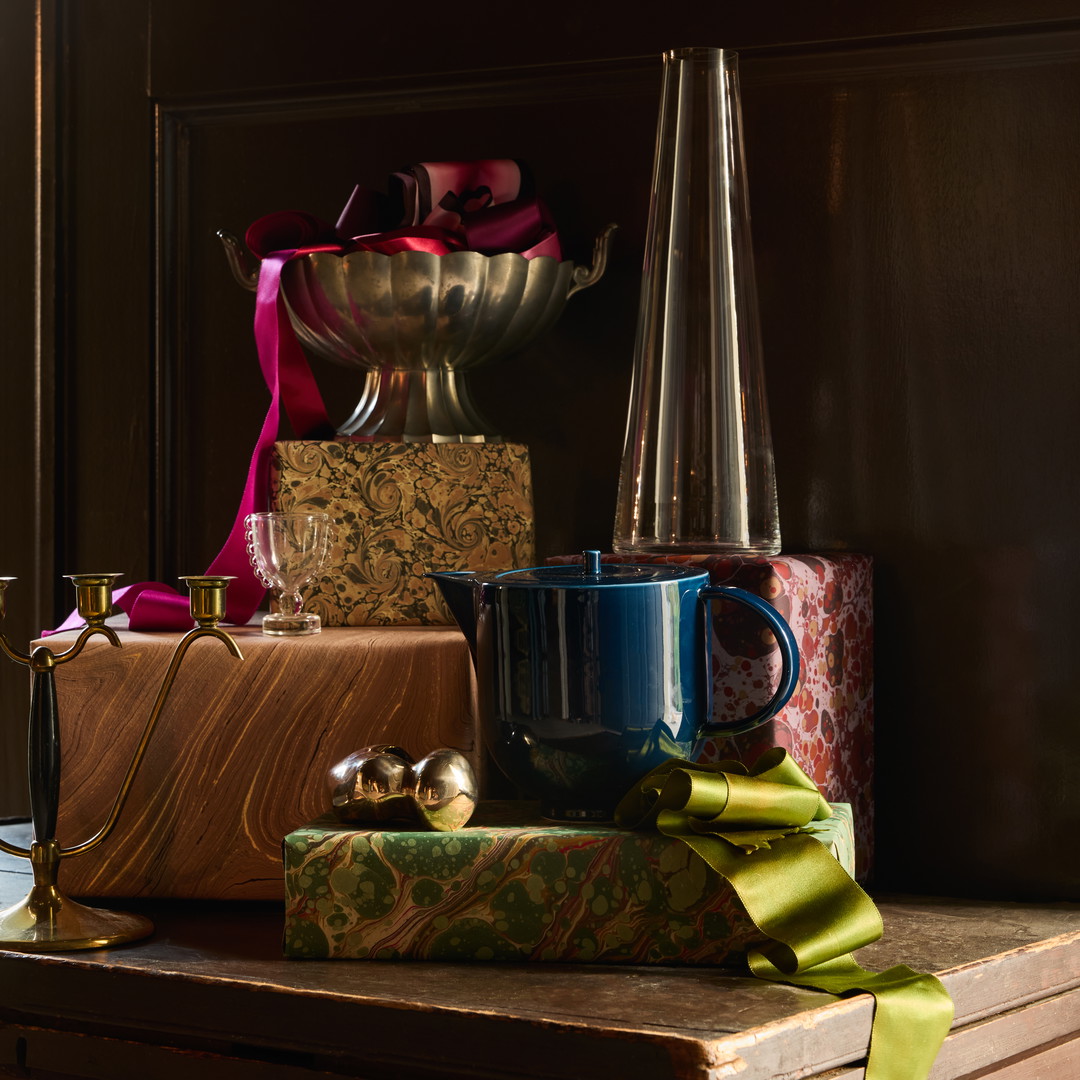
(245, 511, 332, 636)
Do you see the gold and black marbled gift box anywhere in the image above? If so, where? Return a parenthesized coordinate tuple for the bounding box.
(270, 440, 535, 626)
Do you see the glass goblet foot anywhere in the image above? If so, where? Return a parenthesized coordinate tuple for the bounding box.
(262, 611, 322, 636)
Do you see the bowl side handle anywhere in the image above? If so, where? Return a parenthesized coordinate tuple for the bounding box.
(217, 230, 259, 292)
(567, 223, 618, 298)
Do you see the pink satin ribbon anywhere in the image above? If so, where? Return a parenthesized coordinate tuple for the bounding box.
(45, 161, 559, 636)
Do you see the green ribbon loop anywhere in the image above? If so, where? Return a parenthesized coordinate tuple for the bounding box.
(615, 751, 954, 1080)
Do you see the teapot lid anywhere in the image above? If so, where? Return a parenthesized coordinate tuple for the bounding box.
(491, 550, 708, 588)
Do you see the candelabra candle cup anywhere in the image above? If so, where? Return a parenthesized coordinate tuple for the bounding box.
(64, 573, 123, 627)
(245, 512, 332, 636)
(180, 575, 235, 627)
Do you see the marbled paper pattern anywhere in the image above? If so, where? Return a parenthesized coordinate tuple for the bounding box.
(270, 440, 535, 625)
(283, 802, 854, 963)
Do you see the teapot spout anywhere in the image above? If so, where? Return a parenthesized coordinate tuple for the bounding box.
(425, 572, 480, 662)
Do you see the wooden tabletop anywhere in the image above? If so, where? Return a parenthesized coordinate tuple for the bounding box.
(0, 826, 1078, 1079)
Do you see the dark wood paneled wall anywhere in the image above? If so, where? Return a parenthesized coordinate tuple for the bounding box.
(0, 2, 44, 812)
(2, 0, 1079, 898)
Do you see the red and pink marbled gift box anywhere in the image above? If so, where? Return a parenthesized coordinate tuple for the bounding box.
(549, 553, 874, 879)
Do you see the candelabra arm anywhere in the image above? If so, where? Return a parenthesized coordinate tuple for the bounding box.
(0, 633, 31, 666)
(61, 625, 244, 859)
(52, 624, 123, 664)
(0, 835, 30, 859)
(217, 230, 259, 291)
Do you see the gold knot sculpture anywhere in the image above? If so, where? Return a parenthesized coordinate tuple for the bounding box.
(327, 745, 478, 832)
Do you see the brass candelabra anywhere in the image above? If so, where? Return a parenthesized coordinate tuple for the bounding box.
(0, 574, 244, 951)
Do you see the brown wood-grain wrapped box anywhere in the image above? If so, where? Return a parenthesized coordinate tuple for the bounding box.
(51, 625, 477, 900)
(270, 440, 535, 625)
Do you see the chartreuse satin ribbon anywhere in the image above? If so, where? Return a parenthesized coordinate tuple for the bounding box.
(615, 749, 953, 1080)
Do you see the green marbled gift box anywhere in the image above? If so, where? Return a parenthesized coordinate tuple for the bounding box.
(283, 801, 855, 964)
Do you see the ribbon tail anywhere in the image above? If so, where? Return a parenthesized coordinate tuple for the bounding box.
(618, 750, 953, 1080)
(860, 966, 954, 1080)
(707, 830, 951, 1080)
(259, 251, 333, 439)
(201, 381, 276, 625)
(750, 952, 954, 1080)
(204, 248, 340, 626)
(198, 257, 293, 626)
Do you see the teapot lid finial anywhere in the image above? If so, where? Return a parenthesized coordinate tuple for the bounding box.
(583, 550, 602, 576)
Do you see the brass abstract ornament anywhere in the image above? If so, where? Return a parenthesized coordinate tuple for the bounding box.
(328, 745, 478, 832)
(0, 575, 244, 951)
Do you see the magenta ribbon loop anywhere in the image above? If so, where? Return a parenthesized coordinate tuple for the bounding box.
(249, 160, 562, 262)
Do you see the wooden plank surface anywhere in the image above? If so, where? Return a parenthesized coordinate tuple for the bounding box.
(976, 1032, 1080, 1080)
(0, 846, 1077, 1080)
(34, 625, 477, 900)
(819, 996, 1080, 1080)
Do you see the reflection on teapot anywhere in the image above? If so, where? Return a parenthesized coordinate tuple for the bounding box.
(427, 551, 798, 822)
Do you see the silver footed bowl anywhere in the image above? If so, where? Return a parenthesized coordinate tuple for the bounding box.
(220, 225, 615, 443)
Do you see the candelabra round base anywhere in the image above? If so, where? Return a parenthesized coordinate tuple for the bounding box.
(261, 612, 321, 636)
(0, 887, 154, 952)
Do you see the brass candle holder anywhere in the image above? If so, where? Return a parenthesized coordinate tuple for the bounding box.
(0, 574, 244, 951)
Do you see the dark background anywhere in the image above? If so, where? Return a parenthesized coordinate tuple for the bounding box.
(2, 1, 1078, 898)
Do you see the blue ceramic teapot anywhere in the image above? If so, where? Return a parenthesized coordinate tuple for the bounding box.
(428, 551, 799, 821)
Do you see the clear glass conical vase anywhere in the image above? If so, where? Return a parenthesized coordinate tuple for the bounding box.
(613, 47, 780, 555)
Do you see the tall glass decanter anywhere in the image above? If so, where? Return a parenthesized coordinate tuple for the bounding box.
(614, 47, 780, 555)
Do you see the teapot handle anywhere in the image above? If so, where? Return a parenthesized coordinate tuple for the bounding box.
(698, 586, 800, 737)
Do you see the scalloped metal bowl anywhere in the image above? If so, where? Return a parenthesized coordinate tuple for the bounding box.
(220, 226, 614, 442)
